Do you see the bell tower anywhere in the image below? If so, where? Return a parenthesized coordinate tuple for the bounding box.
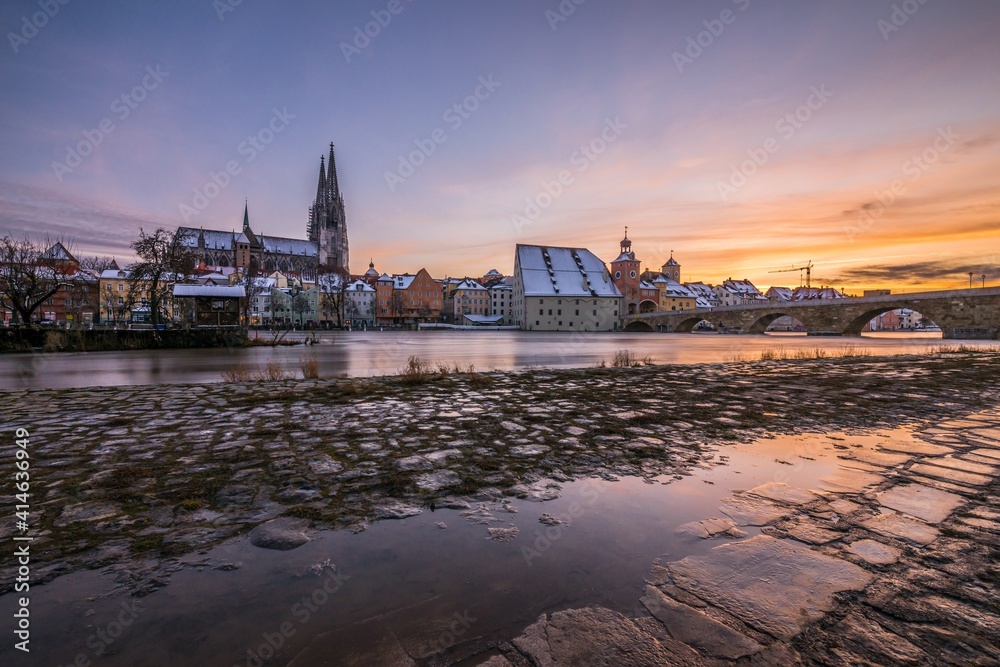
(610, 227, 642, 315)
(662, 251, 680, 282)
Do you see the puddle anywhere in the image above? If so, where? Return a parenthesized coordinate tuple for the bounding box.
(0, 427, 928, 665)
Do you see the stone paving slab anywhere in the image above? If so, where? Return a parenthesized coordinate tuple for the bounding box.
(876, 483, 966, 523)
(664, 535, 873, 640)
(861, 512, 940, 545)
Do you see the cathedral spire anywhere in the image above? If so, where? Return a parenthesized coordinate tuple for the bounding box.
(243, 200, 250, 231)
(315, 155, 327, 205)
(328, 142, 340, 201)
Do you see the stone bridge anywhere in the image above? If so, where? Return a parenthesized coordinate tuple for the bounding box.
(625, 287, 1000, 339)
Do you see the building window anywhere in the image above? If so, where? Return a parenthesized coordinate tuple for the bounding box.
(118, 284, 124, 291)
(575, 309, 579, 315)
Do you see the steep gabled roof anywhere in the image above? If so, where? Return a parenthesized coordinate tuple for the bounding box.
(516, 244, 621, 298)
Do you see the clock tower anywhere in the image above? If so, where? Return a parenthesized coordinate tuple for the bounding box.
(611, 227, 641, 316)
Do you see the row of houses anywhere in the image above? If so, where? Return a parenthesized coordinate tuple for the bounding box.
(7, 234, 895, 333)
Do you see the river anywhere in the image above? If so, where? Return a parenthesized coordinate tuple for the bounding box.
(2, 329, 992, 390)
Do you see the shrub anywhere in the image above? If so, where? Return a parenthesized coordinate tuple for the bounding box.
(299, 355, 320, 379)
(399, 355, 434, 384)
(221, 363, 255, 382)
(257, 361, 291, 382)
(611, 349, 652, 367)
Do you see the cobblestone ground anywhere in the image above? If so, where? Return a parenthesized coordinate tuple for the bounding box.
(2, 353, 999, 665)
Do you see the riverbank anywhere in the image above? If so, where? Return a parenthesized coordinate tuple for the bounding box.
(1, 353, 998, 664)
(0, 327, 247, 353)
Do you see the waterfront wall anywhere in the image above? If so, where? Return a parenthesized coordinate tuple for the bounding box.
(0, 328, 248, 353)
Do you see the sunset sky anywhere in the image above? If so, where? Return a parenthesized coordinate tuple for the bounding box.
(1, 0, 998, 292)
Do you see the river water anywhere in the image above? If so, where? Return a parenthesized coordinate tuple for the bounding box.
(1, 330, 988, 390)
(0, 429, 910, 666)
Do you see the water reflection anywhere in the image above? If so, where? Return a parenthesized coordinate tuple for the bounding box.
(0, 428, 920, 665)
(1, 329, 984, 390)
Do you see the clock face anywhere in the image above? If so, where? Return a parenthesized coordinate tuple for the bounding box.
(630, 270, 637, 279)
(614, 271, 621, 279)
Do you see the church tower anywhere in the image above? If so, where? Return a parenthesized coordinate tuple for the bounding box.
(661, 252, 680, 282)
(308, 143, 349, 273)
(611, 227, 642, 316)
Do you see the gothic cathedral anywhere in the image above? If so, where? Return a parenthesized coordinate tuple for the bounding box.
(308, 143, 350, 273)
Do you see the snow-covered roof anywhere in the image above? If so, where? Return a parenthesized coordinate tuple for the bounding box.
(260, 235, 317, 257)
(489, 282, 512, 291)
(639, 279, 657, 290)
(172, 285, 246, 298)
(663, 256, 679, 267)
(612, 251, 635, 263)
(694, 297, 714, 309)
(463, 314, 505, 324)
(660, 278, 696, 298)
(792, 287, 844, 300)
(347, 279, 375, 293)
(720, 279, 763, 296)
(766, 286, 794, 301)
(393, 274, 416, 290)
(41, 242, 77, 263)
(100, 269, 130, 279)
(377, 272, 393, 283)
(454, 279, 486, 291)
(483, 269, 502, 277)
(179, 227, 318, 257)
(684, 282, 717, 299)
(515, 245, 622, 298)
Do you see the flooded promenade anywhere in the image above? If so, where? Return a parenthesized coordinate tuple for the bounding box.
(1, 352, 998, 665)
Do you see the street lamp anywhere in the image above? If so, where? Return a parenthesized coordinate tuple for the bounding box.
(968, 272, 973, 289)
(983, 274, 987, 289)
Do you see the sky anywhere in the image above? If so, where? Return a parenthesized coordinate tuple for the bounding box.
(1, 0, 999, 292)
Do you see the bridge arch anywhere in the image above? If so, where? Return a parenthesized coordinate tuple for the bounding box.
(843, 306, 941, 336)
(746, 312, 794, 334)
(624, 320, 654, 332)
(639, 299, 658, 314)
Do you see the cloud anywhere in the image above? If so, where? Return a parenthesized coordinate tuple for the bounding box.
(0, 181, 176, 260)
(832, 258, 999, 284)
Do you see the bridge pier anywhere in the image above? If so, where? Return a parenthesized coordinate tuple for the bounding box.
(942, 327, 1000, 340)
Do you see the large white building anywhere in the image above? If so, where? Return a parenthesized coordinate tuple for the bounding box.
(512, 244, 622, 331)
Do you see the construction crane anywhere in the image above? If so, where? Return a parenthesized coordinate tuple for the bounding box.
(769, 260, 813, 288)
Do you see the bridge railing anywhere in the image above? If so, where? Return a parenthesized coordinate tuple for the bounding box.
(633, 286, 1000, 319)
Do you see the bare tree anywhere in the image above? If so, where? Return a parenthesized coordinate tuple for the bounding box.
(128, 228, 196, 326)
(78, 256, 118, 273)
(389, 290, 405, 326)
(0, 236, 71, 326)
(236, 257, 264, 329)
(317, 269, 348, 328)
(292, 291, 310, 328)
